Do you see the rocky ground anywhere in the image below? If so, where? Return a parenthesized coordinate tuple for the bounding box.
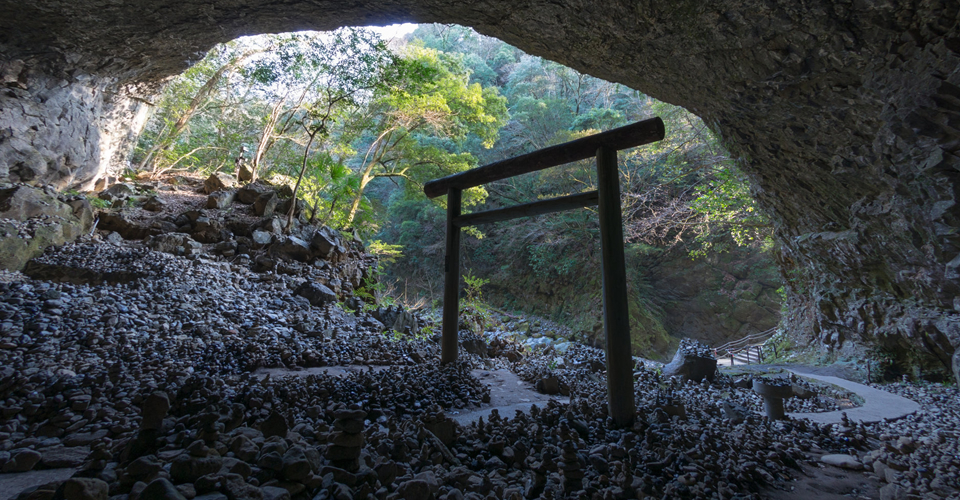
(0, 177, 957, 500)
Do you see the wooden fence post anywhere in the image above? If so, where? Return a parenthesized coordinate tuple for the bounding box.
(441, 188, 462, 365)
(596, 146, 634, 428)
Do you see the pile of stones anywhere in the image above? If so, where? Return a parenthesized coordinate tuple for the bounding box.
(0, 179, 956, 499)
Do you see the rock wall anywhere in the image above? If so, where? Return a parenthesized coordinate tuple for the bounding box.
(0, 56, 150, 190)
(0, 0, 958, 372)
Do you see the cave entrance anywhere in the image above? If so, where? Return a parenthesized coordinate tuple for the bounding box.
(425, 117, 665, 427)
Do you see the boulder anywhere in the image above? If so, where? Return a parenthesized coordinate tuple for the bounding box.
(40, 446, 90, 468)
(191, 217, 226, 244)
(251, 230, 273, 248)
(535, 376, 560, 395)
(139, 478, 187, 500)
(236, 183, 272, 204)
(310, 226, 343, 259)
(237, 163, 255, 183)
(0, 185, 77, 222)
(271, 235, 311, 262)
(97, 183, 135, 201)
(59, 477, 109, 500)
(206, 190, 235, 209)
(662, 339, 717, 382)
(395, 479, 431, 500)
(260, 412, 288, 439)
(372, 305, 420, 335)
(66, 198, 95, 229)
(461, 335, 488, 357)
(98, 212, 159, 240)
(295, 282, 337, 306)
(372, 305, 402, 330)
(203, 172, 237, 194)
(391, 309, 419, 336)
(143, 196, 165, 212)
(0, 219, 84, 271)
(2, 448, 41, 472)
(253, 192, 278, 217)
(277, 198, 304, 218)
(280, 447, 311, 482)
(145, 233, 202, 256)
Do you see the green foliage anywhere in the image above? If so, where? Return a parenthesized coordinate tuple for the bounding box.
(89, 198, 111, 210)
(688, 162, 771, 258)
(135, 22, 779, 360)
(463, 269, 489, 303)
(375, 25, 779, 360)
(354, 240, 405, 310)
(460, 269, 492, 334)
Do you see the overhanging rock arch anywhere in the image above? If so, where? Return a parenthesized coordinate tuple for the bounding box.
(1, 0, 958, 374)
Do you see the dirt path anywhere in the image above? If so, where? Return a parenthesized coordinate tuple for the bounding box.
(447, 369, 569, 425)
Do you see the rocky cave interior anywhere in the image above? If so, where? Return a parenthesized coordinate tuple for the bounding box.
(0, 0, 959, 499)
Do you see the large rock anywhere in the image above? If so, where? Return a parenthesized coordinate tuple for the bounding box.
(260, 412, 289, 439)
(2, 448, 41, 472)
(145, 233, 202, 256)
(295, 282, 337, 306)
(271, 235, 311, 262)
(206, 190, 235, 209)
(0, 186, 89, 270)
(237, 163, 255, 183)
(310, 226, 344, 260)
(97, 212, 159, 240)
(236, 183, 272, 204)
(59, 477, 109, 500)
(203, 173, 237, 194)
(139, 478, 187, 500)
(97, 183, 135, 201)
(40, 446, 90, 468)
(253, 192, 278, 217)
(661, 339, 717, 382)
(0, 185, 73, 220)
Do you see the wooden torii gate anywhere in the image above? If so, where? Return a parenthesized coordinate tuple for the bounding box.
(423, 117, 665, 427)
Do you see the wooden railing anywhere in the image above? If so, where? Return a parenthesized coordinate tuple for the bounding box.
(714, 327, 778, 365)
(423, 117, 665, 427)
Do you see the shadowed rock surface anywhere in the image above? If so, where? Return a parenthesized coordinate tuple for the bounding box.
(1, 0, 958, 373)
(0, 178, 956, 498)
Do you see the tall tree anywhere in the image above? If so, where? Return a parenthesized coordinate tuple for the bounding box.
(137, 42, 267, 174)
(343, 46, 508, 225)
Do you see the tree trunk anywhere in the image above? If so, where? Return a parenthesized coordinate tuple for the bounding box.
(139, 48, 265, 173)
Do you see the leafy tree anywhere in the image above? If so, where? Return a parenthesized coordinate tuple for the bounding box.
(341, 45, 508, 225)
(280, 28, 405, 231)
(135, 41, 268, 175)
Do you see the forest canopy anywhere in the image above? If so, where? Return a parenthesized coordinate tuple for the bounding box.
(133, 23, 775, 357)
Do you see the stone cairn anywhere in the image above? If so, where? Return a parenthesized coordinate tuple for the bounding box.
(327, 405, 366, 472)
(558, 423, 584, 493)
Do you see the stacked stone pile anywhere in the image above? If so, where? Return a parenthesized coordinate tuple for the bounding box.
(0, 186, 954, 498)
(326, 406, 366, 472)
